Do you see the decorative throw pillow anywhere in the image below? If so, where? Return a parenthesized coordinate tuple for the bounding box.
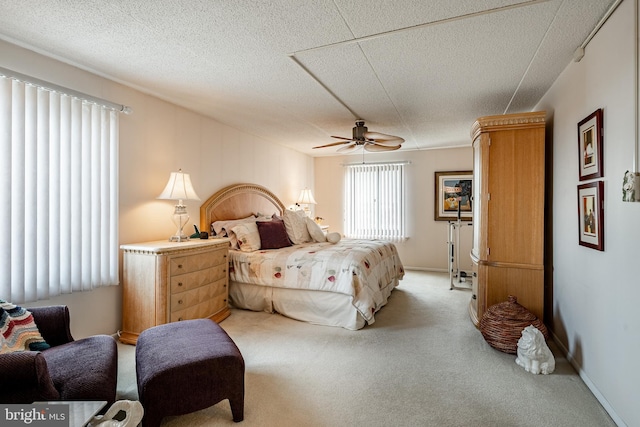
(0, 299, 50, 353)
(257, 220, 292, 249)
(306, 217, 327, 242)
(232, 222, 262, 252)
(326, 232, 342, 244)
(212, 216, 256, 249)
(282, 210, 311, 244)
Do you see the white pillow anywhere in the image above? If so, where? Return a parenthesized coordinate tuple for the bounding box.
(306, 217, 327, 242)
(326, 232, 341, 244)
(282, 209, 311, 244)
(231, 222, 261, 252)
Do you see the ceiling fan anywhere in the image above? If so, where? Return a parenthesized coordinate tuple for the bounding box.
(313, 120, 405, 152)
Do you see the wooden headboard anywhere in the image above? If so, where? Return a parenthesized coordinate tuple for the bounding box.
(200, 183, 286, 233)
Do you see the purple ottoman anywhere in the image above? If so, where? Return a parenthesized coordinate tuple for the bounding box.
(135, 319, 245, 427)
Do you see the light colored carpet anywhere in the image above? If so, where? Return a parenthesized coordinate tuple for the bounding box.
(116, 270, 615, 427)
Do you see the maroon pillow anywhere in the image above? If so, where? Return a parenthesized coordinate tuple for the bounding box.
(257, 220, 292, 249)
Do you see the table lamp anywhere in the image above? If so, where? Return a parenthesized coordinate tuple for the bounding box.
(297, 188, 316, 217)
(157, 169, 200, 241)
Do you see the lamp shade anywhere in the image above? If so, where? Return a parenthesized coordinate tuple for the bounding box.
(157, 169, 200, 201)
(297, 188, 317, 205)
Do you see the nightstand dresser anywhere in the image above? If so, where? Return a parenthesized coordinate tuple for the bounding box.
(119, 238, 230, 344)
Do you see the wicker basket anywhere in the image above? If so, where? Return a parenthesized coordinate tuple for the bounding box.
(479, 295, 548, 354)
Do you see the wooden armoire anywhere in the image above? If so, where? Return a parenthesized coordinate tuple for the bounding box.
(468, 111, 546, 327)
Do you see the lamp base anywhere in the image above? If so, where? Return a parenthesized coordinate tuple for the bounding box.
(168, 204, 191, 242)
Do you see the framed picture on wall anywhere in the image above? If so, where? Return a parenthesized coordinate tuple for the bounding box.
(577, 181, 604, 251)
(434, 171, 473, 221)
(578, 109, 603, 181)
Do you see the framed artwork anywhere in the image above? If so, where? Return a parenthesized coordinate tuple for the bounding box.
(434, 171, 472, 221)
(577, 181, 604, 251)
(577, 109, 603, 181)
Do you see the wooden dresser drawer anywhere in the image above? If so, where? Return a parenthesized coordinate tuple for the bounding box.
(169, 265, 227, 294)
(171, 284, 207, 312)
(170, 278, 228, 322)
(170, 248, 227, 276)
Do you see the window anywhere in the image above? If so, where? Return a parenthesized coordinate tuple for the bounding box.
(344, 163, 407, 242)
(0, 74, 120, 304)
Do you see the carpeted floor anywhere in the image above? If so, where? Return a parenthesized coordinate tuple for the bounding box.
(116, 270, 616, 426)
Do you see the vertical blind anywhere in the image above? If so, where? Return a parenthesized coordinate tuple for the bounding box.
(344, 163, 406, 242)
(0, 75, 119, 304)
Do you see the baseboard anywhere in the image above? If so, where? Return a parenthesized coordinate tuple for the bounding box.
(403, 266, 448, 273)
(551, 331, 626, 427)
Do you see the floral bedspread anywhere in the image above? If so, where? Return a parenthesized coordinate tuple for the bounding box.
(229, 239, 404, 322)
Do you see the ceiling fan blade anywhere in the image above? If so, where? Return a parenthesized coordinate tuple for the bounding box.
(313, 140, 352, 149)
(363, 131, 405, 144)
(331, 135, 355, 141)
(364, 142, 401, 152)
(337, 144, 358, 153)
(366, 138, 404, 147)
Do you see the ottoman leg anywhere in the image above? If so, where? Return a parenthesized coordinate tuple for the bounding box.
(229, 395, 244, 422)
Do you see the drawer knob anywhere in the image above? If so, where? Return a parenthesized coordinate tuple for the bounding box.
(178, 282, 183, 287)
(178, 299, 183, 305)
(178, 264, 183, 269)
(178, 317, 183, 321)
(223, 269, 226, 273)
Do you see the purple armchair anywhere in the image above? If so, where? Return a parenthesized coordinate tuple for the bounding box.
(0, 305, 117, 405)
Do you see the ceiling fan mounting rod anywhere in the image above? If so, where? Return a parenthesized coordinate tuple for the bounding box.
(353, 120, 368, 141)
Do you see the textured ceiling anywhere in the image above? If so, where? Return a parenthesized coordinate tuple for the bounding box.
(0, 0, 619, 156)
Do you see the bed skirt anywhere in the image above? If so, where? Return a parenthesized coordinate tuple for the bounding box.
(228, 276, 399, 330)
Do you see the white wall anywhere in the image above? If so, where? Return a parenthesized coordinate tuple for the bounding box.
(1, 40, 313, 339)
(536, 1, 639, 425)
(314, 147, 473, 272)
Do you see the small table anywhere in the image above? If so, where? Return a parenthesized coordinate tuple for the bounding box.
(36, 401, 106, 427)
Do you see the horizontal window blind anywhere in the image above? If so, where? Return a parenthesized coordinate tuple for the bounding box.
(344, 163, 406, 242)
(0, 75, 119, 304)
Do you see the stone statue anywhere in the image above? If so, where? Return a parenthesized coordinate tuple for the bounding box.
(515, 325, 555, 375)
(623, 170, 637, 202)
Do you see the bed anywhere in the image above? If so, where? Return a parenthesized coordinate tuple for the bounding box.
(200, 183, 404, 330)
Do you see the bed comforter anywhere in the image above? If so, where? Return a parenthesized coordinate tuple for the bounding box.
(229, 239, 404, 323)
